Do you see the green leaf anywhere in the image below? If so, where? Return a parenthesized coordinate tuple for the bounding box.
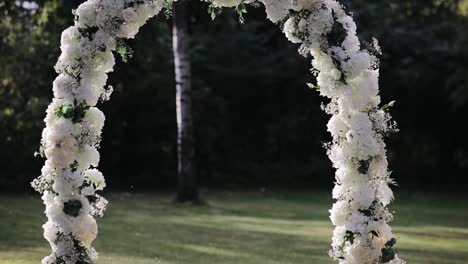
(55, 104, 74, 119)
(116, 39, 134, 63)
(385, 238, 397, 247)
(208, 4, 222, 20)
(63, 200, 82, 217)
(381, 247, 396, 263)
(382, 100, 396, 111)
(164, 2, 173, 18)
(236, 2, 248, 24)
(307, 83, 319, 90)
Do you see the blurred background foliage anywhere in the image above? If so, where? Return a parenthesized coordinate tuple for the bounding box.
(1, 0, 467, 191)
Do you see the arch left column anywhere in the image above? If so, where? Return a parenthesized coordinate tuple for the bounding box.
(31, 1, 172, 263)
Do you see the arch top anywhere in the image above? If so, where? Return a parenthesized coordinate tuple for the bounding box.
(34, 0, 405, 263)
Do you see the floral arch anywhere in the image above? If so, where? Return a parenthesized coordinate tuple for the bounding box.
(31, 0, 405, 263)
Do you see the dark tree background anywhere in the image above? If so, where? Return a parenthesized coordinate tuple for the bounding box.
(1, 0, 467, 191)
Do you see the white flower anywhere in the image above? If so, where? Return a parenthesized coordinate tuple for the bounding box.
(342, 34, 360, 52)
(44, 98, 72, 127)
(122, 8, 138, 23)
(341, 51, 371, 81)
(43, 221, 59, 244)
(84, 169, 106, 191)
(72, 214, 98, 247)
(43, 125, 79, 169)
(283, 18, 303, 44)
(367, 221, 393, 249)
(77, 145, 100, 170)
(344, 212, 369, 234)
(84, 107, 106, 132)
(343, 239, 381, 264)
(347, 70, 381, 110)
(95, 51, 115, 73)
(348, 185, 375, 210)
(388, 255, 407, 264)
(327, 115, 348, 139)
(260, 0, 290, 23)
(331, 225, 347, 248)
(41, 254, 57, 264)
(82, 186, 95, 196)
(74, 74, 108, 106)
(377, 181, 394, 207)
(60, 26, 80, 50)
(212, 0, 242, 7)
(330, 200, 350, 225)
(76, 0, 98, 28)
(290, 0, 319, 11)
(53, 74, 77, 100)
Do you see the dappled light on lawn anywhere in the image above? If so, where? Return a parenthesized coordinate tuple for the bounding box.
(1, 191, 467, 264)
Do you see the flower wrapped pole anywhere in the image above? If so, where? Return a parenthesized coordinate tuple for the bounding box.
(32, 0, 404, 263)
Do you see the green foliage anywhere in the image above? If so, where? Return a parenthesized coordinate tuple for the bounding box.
(208, 4, 222, 20)
(116, 39, 134, 63)
(55, 103, 74, 119)
(381, 100, 396, 111)
(235, 1, 248, 24)
(63, 199, 82, 217)
(163, 1, 173, 18)
(54, 102, 89, 123)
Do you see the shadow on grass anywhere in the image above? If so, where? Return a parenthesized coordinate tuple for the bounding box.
(0, 190, 468, 264)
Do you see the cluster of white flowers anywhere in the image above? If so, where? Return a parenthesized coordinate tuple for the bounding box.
(210, 0, 405, 263)
(32, 0, 175, 263)
(34, 0, 403, 263)
(264, 0, 404, 263)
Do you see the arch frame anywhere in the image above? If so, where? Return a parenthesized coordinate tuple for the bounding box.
(32, 0, 405, 263)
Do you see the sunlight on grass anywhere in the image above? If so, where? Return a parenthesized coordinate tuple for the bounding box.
(0, 190, 467, 264)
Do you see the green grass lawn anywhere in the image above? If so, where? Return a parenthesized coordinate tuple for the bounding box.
(1, 190, 467, 264)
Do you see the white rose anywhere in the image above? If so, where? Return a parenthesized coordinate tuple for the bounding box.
(84, 169, 106, 191)
(44, 126, 79, 169)
(212, 0, 242, 7)
(330, 200, 350, 225)
(72, 214, 98, 247)
(41, 255, 57, 264)
(122, 8, 138, 23)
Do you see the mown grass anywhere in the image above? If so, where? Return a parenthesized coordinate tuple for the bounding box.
(0, 190, 467, 264)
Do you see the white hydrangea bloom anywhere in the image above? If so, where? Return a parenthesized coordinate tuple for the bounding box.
(259, 0, 291, 23)
(343, 239, 381, 264)
(341, 51, 371, 81)
(84, 107, 106, 132)
(212, 0, 242, 7)
(72, 214, 98, 247)
(41, 254, 57, 264)
(75, 0, 99, 28)
(77, 145, 100, 170)
(43, 129, 79, 169)
(348, 185, 375, 210)
(328, 115, 349, 139)
(53, 74, 77, 100)
(367, 220, 393, 249)
(290, 0, 319, 11)
(84, 169, 106, 191)
(330, 200, 350, 225)
(283, 17, 303, 44)
(388, 256, 407, 264)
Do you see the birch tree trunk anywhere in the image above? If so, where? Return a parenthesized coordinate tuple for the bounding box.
(172, 0, 199, 203)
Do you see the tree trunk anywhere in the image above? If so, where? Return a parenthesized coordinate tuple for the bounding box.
(172, 0, 198, 203)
